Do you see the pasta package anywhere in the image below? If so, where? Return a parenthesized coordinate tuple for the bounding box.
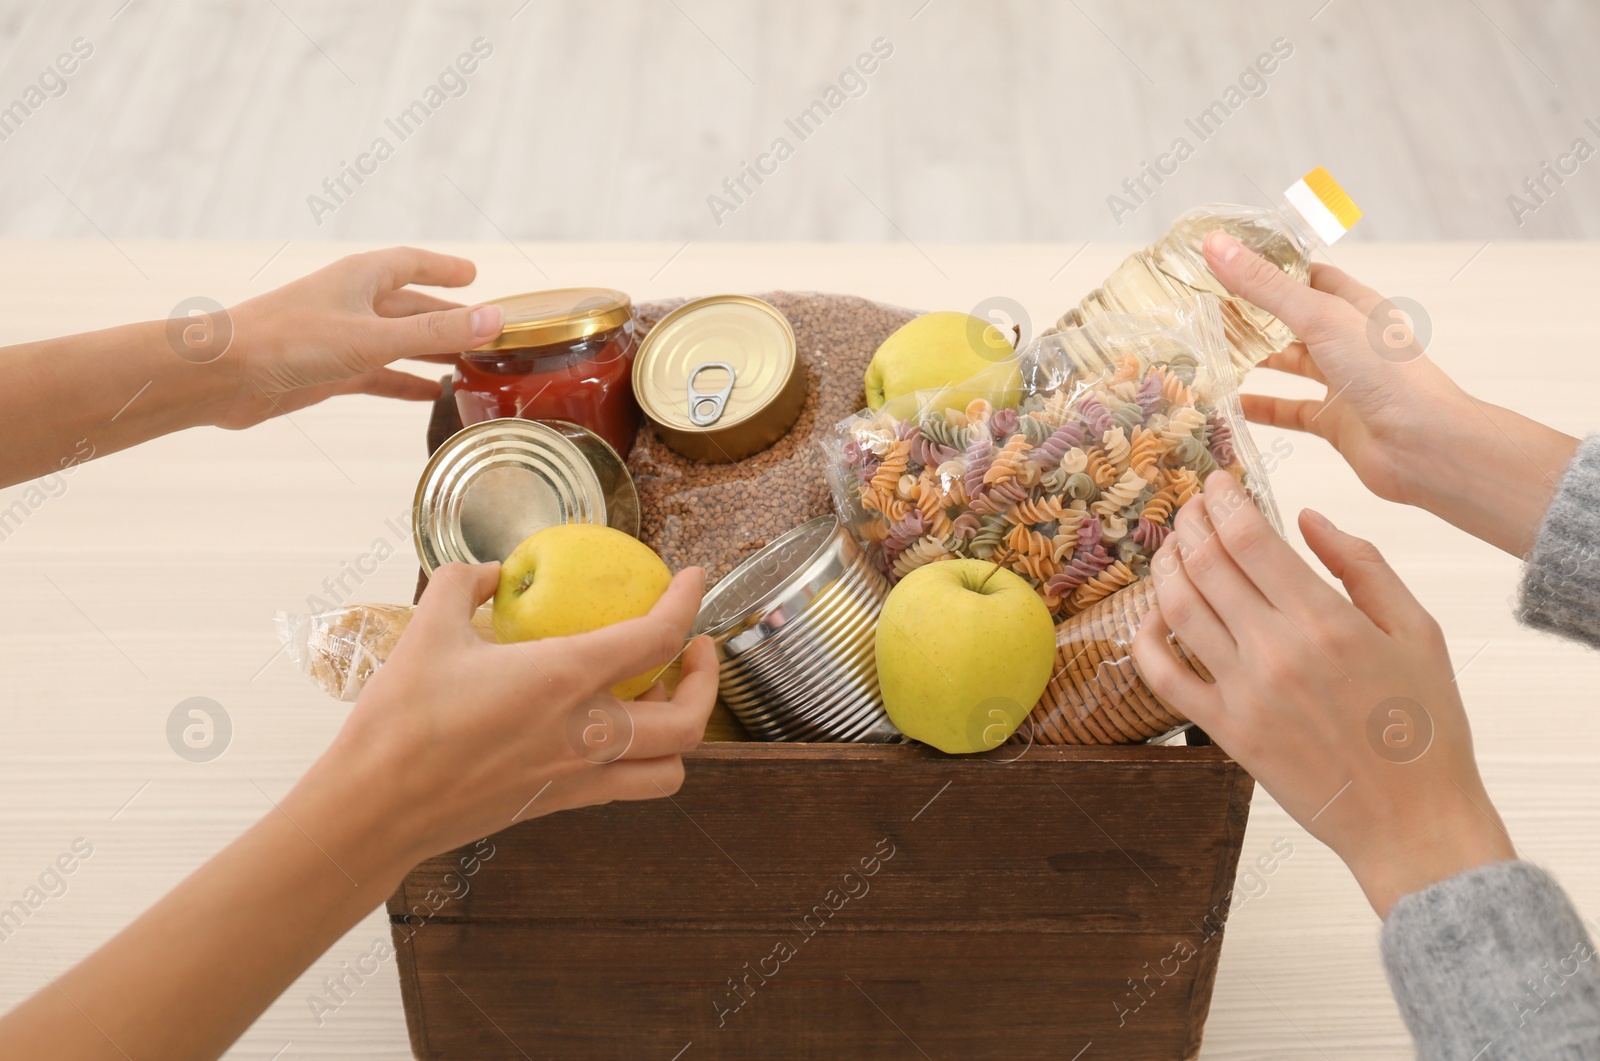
(823, 295, 1279, 621)
(822, 296, 1279, 744)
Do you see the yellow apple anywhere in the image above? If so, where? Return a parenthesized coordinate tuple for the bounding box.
(875, 559, 1055, 753)
(492, 524, 674, 699)
(863, 311, 1022, 413)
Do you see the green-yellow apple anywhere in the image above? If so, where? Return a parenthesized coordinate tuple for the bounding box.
(875, 559, 1055, 753)
(492, 523, 674, 699)
(863, 311, 1022, 413)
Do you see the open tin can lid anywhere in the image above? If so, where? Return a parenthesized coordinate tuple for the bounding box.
(633, 294, 806, 463)
(693, 515, 841, 643)
(413, 418, 639, 574)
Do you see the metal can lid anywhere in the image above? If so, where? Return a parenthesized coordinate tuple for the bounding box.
(469, 288, 632, 353)
(693, 516, 842, 640)
(633, 295, 797, 438)
(413, 418, 611, 574)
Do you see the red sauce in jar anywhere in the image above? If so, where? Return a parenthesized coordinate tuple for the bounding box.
(454, 319, 639, 456)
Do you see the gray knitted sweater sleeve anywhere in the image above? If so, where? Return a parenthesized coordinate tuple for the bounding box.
(1517, 433, 1600, 646)
(1380, 433, 1600, 1060)
(1383, 862, 1600, 1059)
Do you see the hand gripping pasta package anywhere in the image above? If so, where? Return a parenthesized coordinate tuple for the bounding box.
(823, 295, 1280, 744)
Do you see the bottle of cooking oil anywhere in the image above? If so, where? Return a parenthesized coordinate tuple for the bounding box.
(1056, 167, 1362, 376)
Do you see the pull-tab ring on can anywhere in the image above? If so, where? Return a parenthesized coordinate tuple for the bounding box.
(686, 361, 736, 426)
(632, 295, 804, 463)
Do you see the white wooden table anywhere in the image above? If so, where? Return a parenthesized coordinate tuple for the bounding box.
(2, 240, 1597, 1059)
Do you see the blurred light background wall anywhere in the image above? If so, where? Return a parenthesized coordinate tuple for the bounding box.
(0, 0, 1593, 243)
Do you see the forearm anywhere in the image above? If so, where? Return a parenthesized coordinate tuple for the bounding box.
(1345, 798, 1515, 921)
(1398, 397, 1579, 557)
(0, 743, 414, 1061)
(0, 320, 234, 488)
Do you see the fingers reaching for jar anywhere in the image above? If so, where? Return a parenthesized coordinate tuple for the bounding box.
(325, 560, 717, 868)
(374, 285, 480, 364)
(374, 287, 468, 320)
(211, 246, 504, 429)
(1130, 471, 1515, 918)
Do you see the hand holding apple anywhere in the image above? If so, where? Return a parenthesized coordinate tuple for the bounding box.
(330, 559, 716, 866)
(492, 523, 676, 699)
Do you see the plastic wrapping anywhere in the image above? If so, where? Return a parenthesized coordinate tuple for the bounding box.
(275, 600, 752, 741)
(275, 604, 494, 702)
(1047, 203, 1317, 377)
(822, 296, 1278, 745)
(1024, 577, 1212, 745)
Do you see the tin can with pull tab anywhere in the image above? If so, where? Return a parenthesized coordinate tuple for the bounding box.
(632, 295, 807, 463)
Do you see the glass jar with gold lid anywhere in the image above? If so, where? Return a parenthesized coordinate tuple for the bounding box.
(453, 288, 641, 456)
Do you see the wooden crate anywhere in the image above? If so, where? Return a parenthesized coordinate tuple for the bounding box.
(387, 739, 1253, 1060)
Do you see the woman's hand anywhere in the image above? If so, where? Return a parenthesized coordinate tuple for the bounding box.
(1130, 471, 1515, 918)
(212, 246, 503, 429)
(321, 561, 719, 866)
(0, 246, 505, 487)
(1204, 230, 1469, 503)
(0, 562, 716, 1061)
(1205, 231, 1578, 556)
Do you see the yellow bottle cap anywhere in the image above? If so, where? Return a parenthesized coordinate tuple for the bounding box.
(1283, 166, 1361, 245)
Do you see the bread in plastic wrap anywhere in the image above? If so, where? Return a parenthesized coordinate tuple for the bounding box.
(275, 603, 494, 702)
(275, 601, 751, 741)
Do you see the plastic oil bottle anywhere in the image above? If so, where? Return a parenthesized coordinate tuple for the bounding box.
(1055, 167, 1362, 376)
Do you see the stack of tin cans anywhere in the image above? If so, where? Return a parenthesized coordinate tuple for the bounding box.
(692, 516, 904, 743)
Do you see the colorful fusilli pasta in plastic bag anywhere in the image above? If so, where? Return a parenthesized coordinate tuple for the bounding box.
(822, 295, 1280, 744)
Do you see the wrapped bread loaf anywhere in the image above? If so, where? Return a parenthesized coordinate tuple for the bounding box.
(276, 603, 495, 701)
(275, 601, 750, 741)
